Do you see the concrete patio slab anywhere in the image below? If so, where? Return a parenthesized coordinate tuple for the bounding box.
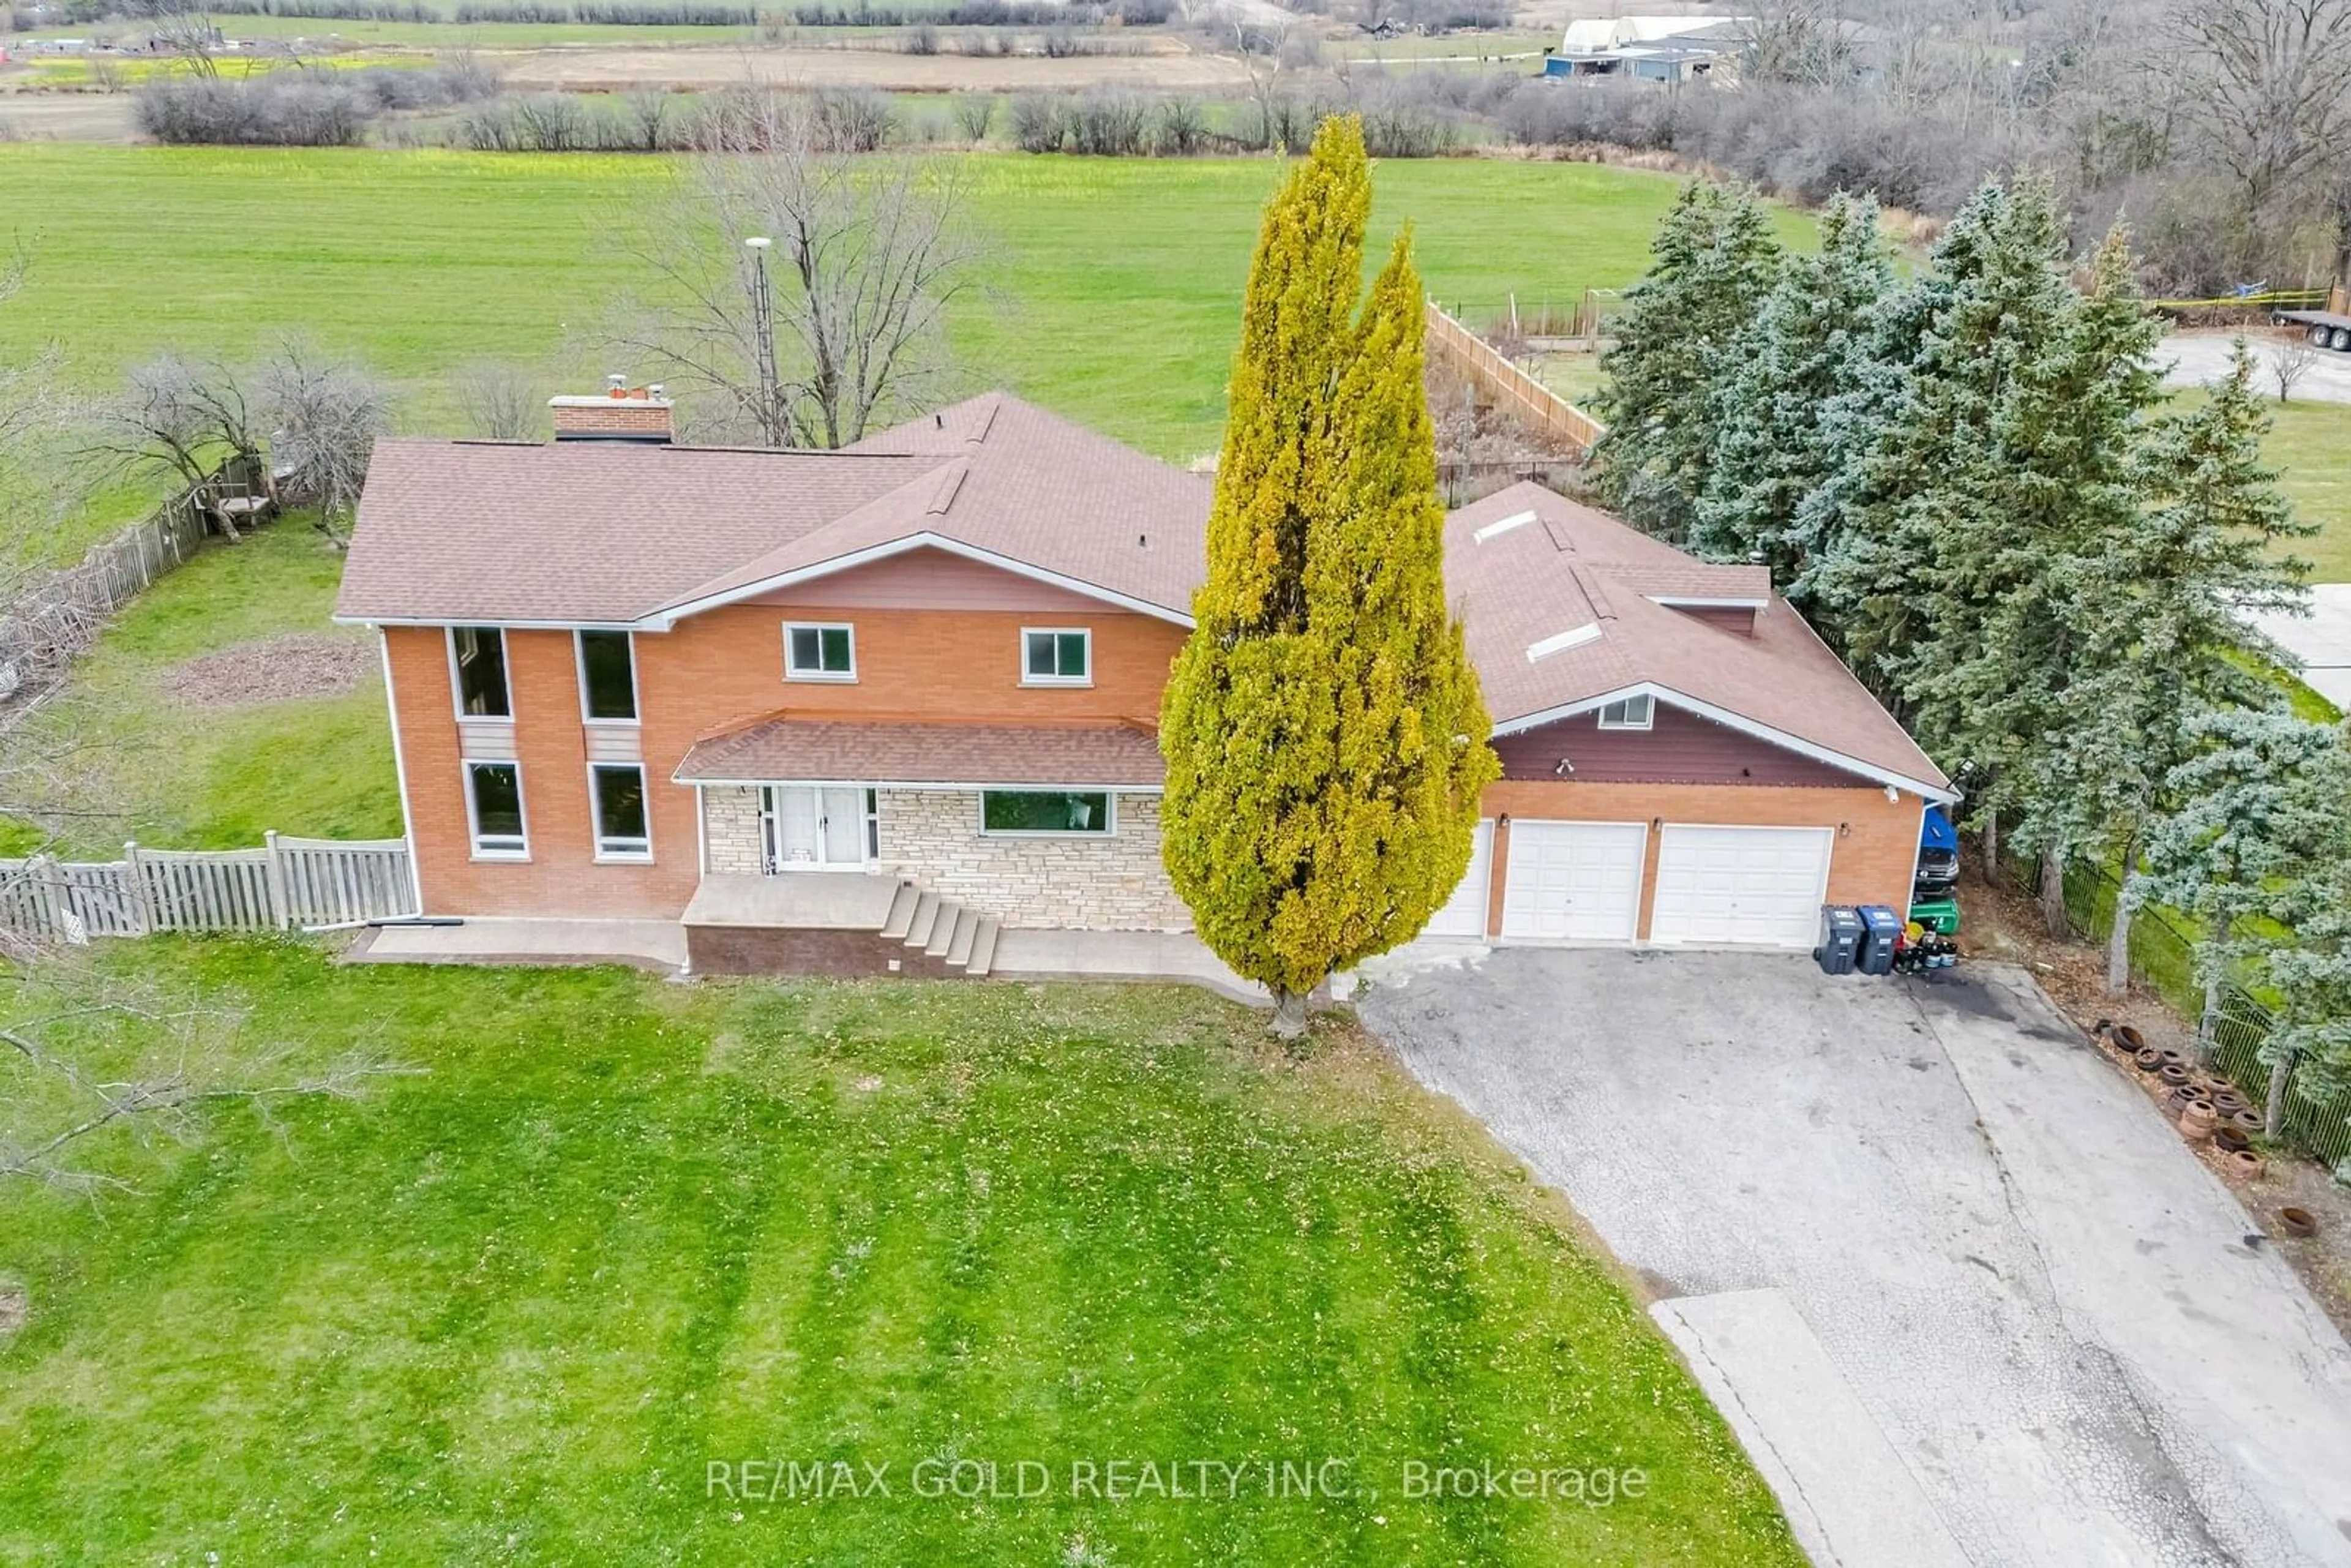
(349, 917, 688, 972)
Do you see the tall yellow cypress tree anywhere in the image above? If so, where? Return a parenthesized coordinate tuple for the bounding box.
(1161, 116, 1497, 1038)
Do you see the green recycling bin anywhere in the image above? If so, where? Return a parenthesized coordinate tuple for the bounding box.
(1908, 897, 1960, 936)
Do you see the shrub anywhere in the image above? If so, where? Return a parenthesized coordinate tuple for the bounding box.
(1008, 92, 1063, 152)
(1065, 88, 1145, 154)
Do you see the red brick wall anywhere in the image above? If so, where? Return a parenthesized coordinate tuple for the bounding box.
(1475, 778, 1923, 940)
(386, 598, 1190, 920)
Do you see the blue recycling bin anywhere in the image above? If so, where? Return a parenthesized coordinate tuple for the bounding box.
(1855, 904, 1902, 976)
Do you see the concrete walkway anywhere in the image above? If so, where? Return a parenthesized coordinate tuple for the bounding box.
(988, 928, 1268, 1005)
(2243, 582, 2351, 709)
(1359, 949, 2351, 1568)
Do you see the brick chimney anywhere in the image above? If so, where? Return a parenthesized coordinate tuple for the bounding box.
(550, 376, 673, 444)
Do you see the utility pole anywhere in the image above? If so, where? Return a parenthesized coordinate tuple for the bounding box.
(744, 234, 783, 446)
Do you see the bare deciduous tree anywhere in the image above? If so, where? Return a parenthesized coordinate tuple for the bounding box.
(0, 963, 411, 1193)
(950, 91, 998, 143)
(455, 361, 544, 441)
(84, 354, 267, 535)
(2169, 0, 2351, 249)
(2270, 332, 2323, 398)
(606, 86, 982, 450)
(258, 339, 392, 550)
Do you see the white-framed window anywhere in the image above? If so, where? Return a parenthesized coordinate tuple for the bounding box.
(1021, 628, 1092, 686)
(464, 760, 528, 858)
(1598, 694, 1655, 731)
(576, 629, 638, 723)
(981, 790, 1113, 836)
(589, 762, 652, 860)
(785, 622, 856, 681)
(449, 626, 512, 718)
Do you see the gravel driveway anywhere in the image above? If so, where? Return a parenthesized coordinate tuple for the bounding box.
(1357, 948, 2351, 1567)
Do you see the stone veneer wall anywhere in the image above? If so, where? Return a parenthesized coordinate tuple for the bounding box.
(878, 789, 1190, 930)
(703, 786, 765, 876)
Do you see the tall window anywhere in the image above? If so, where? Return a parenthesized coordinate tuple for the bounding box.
(785, 623, 855, 681)
(982, 790, 1111, 835)
(1022, 628, 1090, 686)
(465, 762, 527, 856)
(590, 763, 651, 859)
(451, 626, 511, 718)
(577, 630, 637, 722)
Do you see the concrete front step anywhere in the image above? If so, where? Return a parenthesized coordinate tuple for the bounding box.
(924, 906, 968, 959)
(879, 883, 919, 940)
(964, 915, 999, 977)
(903, 891, 942, 948)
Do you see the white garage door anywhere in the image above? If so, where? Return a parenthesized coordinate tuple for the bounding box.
(1423, 819, 1496, 939)
(1501, 821, 1648, 943)
(1649, 825, 1833, 950)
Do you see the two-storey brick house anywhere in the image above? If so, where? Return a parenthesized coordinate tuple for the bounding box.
(335, 386, 1951, 975)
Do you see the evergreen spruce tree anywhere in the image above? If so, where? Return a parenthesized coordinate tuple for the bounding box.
(2140, 711, 2350, 1055)
(2267, 873, 2351, 1150)
(1160, 116, 1498, 1038)
(1692, 192, 1897, 603)
(2079, 340, 2313, 988)
(1590, 181, 1783, 545)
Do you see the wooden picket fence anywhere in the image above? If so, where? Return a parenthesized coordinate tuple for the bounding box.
(0, 833, 416, 943)
(1423, 298, 1608, 454)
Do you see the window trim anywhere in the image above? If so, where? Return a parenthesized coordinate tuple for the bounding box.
(979, 789, 1116, 838)
(574, 629, 640, 726)
(463, 759, 530, 860)
(1597, 694, 1655, 732)
(1020, 626, 1093, 688)
(446, 625, 513, 722)
(587, 761, 653, 862)
(783, 621, 858, 683)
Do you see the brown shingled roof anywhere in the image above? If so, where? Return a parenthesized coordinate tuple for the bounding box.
(673, 715, 1166, 788)
(334, 392, 1213, 628)
(1445, 483, 1951, 796)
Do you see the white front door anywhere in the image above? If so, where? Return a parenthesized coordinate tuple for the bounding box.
(1499, 821, 1648, 943)
(1423, 819, 1496, 938)
(1648, 825, 1833, 949)
(760, 786, 871, 871)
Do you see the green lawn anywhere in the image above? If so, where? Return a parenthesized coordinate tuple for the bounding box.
(0, 145, 1799, 468)
(0, 520, 402, 857)
(2254, 394, 2351, 580)
(0, 941, 1801, 1565)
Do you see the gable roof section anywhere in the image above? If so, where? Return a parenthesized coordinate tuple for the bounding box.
(653, 394, 1212, 625)
(332, 392, 1213, 629)
(1446, 482, 1953, 801)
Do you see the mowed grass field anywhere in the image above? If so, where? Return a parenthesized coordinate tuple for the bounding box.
(0, 943, 1804, 1565)
(0, 145, 1804, 465)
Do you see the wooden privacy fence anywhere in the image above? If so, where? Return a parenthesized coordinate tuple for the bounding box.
(0, 833, 416, 942)
(1423, 298, 1607, 454)
(0, 456, 266, 719)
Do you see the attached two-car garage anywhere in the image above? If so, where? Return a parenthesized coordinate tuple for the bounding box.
(1430, 818, 1836, 951)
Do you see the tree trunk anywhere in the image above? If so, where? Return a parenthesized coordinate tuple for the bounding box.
(2105, 833, 2139, 996)
(2265, 1047, 2296, 1139)
(2039, 842, 2068, 938)
(2197, 915, 2230, 1065)
(1981, 811, 1999, 882)
(1269, 987, 1310, 1041)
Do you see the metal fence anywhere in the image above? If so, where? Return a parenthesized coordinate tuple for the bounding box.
(2004, 850, 2351, 1174)
(0, 832, 416, 943)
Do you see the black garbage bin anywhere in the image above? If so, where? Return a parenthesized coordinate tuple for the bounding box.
(1855, 904, 1902, 975)
(1815, 905, 1862, 975)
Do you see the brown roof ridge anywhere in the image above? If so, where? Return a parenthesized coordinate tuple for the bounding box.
(926, 462, 969, 516)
